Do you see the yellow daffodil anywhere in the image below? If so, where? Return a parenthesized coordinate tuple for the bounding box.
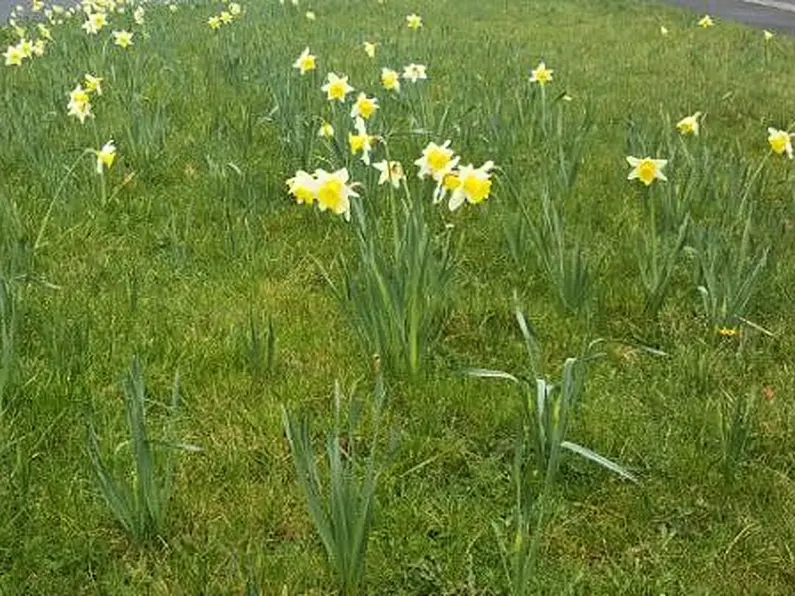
(660, 25, 669, 35)
(208, 15, 221, 29)
(228, 2, 241, 15)
(767, 127, 793, 159)
(32, 0, 43, 11)
(314, 168, 359, 220)
(447, 161, 495, 211)
(286, 170, 317, 205)
(764, 30, 774, 41)
(219, 10, 233, 23)
(698, 14, 713, 28)
(373, 160, 405, 189)
(84, 73, 103, 95)
(293, 47, 316, 74)
(381, 67, 400, 92)
(350, 93, 378, 120)
(3, 44, 25, 66)
(82, 11, 107, 34)
(112, 29, 133, 48)
(348, 117, 377, 165)
(169, 4, 178, 12)
(94, 140, 116, 173)
(18, 39, 33, 57)
(363, 41, 376, 58)
(133, 6, 144, 24)
(318, 121, 334, 138)
(415, 140, 459, 183)
(626, 156, 668, 186)
(321, 72, 353, 102)
(402, 63, 426, 83)
(67, 84, 92, 123)
(305, 10, 315, 20)
(406, 13, 422, 29)
(676, 112, 702, 136)
(530, 61, 553, 85)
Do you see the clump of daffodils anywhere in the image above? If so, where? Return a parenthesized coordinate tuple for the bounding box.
(676, 112, 702, 136)
(4, 35, 48, 66)
(626, 156, 668, 186)
(286, 168, 359, 220)
(207, 6, 240, 30)
(767, 127, 793, 159)
(415, 141, 496, 210)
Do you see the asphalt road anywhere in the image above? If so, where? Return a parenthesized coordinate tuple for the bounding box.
(2, 0, 795, 35)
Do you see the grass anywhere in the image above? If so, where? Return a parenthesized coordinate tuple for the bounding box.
(2, 0, 795, 593)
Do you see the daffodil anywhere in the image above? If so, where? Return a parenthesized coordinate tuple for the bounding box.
(286, 170, 317, 205)
(229, 2, 241, 15)
(67, 84, 92, 123)
(530, 61, 553, 85)
(82, 11, 107, 34)
(37, 23, 52, 40)
(94, 140, 116, 173)
(318, 121, 334, 138)
(406, 13, 422, 29)
(447, 161, 495, 211)
(350, 93, 378, 120)
(293, 47, 316, 74)
(112, 29, 133, 48)
(381, 67, 400, 92)
(84, 73, 103, 95)
(363, 41, 376, 58)
(321, 72, 353, 102)
(3, 44, 25, 66)
(764, 29, 774, 41)
(676, 112, 701, 136)
(31, 39, 45, 56)
(626, 156, 668, 186)
(208, 15, 221, 29)
(219, 10, 233, 24)
(305, 10, 315, 20)
(415, 140, 459, 183)
(373, 160, 404, 188)
(18, 39, 33, 57)
(314, 168, 359, 220)
(767, 127, 793, 159)
(698, 14, 713, 28)
(660, 25, 669, 35)
(402, 63, 426, 83)
(133, 6, 144, 24)
(348, 117, 377, 165)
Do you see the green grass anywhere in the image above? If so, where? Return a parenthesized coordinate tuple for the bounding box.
(2, 0, 795, 592)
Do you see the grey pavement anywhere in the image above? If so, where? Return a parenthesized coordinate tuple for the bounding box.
(660, 0, 795, 34)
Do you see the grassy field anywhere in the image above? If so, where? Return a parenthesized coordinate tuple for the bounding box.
(2, 0, 795, 593)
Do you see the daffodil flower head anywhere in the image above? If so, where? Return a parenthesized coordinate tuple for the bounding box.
(321, 72, 353, 102)
(406, 13, 422, 29)
(373, 160, 405, 189)
(350, 92, 378, 120)
(94, 139, 116, 173)
(219, 10, 233, 24)
(37, 23, 53, 40)
(626, 156, 668, 186)
(530, 61, 553, 85)
(381, 67, 400, 92)
(402, 63, 427, 83)
(84, 73, 103, 95)
(112, 29, 133, 48)
(347, 117, 377, 165)
(18, 39, 33, 57)
(448, 161, 495, 211)
(415, 140, 459, 183)
(208, 15, 221, 29)
(767, 127, 793, 159)
(660, 25, 669, 35)
(82, 11, 107, 34)
(676, 112, 702, 136)
(293, 47, 316, 74)
(3, 44, 25, 66)
(698, 14, 713, 28)
(305, 10, 315, 20)
(363, 41, 376, 58)
(32, 39, 46, 56)
(67, 84, 93, 123)
(286, 170, 318, 205)
(228, 2, 242, 15)
(314, 168, 359, 220)
(764, 29, 774, 41)
(133, 6, 144, 24)
(318, 121, 334, 138)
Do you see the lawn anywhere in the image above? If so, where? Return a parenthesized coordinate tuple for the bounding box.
(1, 0, 795, 593)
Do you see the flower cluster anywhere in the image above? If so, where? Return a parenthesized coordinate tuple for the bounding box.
(67, 73, 103, 124)
(208, 2, 242, 30)
(286, 168, 360, 220)
(3, 34, 47, 67)
(416, 141, 495, 211)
